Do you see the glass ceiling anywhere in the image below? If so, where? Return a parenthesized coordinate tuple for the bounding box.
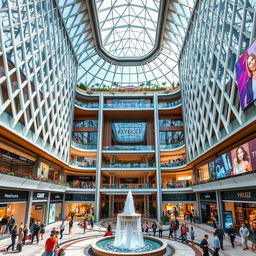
(95, 0, 160, 58)
(56, 0, 196, 87)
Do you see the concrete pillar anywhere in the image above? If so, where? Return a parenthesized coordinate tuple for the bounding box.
(61, 194, 65, 220)
(153, 93, 162, 220)
(216, 191, 223, 228)
(195, 192, 201, 219)
(95, 94, 104, 221)
(25, 191, 33, 227)
(44, 192, 51, 225)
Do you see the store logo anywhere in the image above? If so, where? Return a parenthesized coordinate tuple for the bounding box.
(36, 193, 45, 198)
(237, 192, 251, 199)
(4, 194, 18, 199)
(118, 128, 141, 134)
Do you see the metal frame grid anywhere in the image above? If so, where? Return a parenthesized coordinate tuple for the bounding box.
(56, 0, 195, 87)
(179, 0, 256, 162)
(0, 0, 78, 162)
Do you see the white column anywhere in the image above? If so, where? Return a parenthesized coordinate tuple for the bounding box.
(25, 191, 33, 227)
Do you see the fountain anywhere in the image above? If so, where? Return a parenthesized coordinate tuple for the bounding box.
(91, 191, 168, 256)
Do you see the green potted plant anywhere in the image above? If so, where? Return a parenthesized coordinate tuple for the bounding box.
(160, 215, 170, 224)
(149, 205, 156, 218)
(101, 205, 109, 218)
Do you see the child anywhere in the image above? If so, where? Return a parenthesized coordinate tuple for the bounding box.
(190, 226, 195, 245)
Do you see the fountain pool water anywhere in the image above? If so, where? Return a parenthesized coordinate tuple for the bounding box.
(91, 191, 168, 256)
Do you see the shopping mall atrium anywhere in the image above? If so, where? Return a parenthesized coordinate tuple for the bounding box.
(0, 0, 256, 255)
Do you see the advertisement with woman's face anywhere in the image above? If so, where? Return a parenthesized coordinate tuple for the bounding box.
(215, 152, 233, 179)
(235, 40, 256, 110)
(231, 143, 253, 175)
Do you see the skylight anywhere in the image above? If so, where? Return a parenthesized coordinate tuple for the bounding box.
(95, 0, 160, 58)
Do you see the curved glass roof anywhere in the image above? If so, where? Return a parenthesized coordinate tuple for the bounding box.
(95, 0, 160, 58)
(56, 0, 196, 87)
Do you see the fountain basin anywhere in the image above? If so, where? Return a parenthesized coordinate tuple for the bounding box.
(92, 236, 167, 256)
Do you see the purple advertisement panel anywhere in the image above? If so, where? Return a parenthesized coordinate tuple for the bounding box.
(248, 138, 256, 171)
(231, 142, 253, 175)
(235, 40, 256, 110)
(215, 152, 233, 179)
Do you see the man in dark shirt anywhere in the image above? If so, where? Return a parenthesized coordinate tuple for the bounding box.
(8, 215, 16, 233)
(227, 224, 236, 248)
(200, 234, 209, 256)
(6, 224, 18, 251)
(215, 225, 225, 250)
(0, 215, 8, 234)
(31, 221, 41, 244)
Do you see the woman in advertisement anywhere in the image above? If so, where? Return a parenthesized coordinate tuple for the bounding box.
(233, 146, 252, 175)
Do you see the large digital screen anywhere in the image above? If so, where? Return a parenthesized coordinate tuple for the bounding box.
(49, 203, 56, 224)
(235, 40, 256, 110)
(224, 211, 233, 229)
(215, 152, 233, 179)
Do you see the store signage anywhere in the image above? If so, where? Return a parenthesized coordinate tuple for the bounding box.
(200, 192, 216, 201)
(35, 205, 43, 210)
(33, 192, 48, 201)
(162, 193, 196, 202)
(50, 193, 63, 201)
(118, 128, 142, 135)
(65, 193, 95, 202)
(0, 190, 28, 202)
(178, 176, 192, 181)
(0, 148, 34, 165)
(222, 190, 256, 202)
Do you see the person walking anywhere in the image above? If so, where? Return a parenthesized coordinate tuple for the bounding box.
(22, 224, 28, 244)
(227, 224, 236, 248)
(6, 224, 18, 252)
(31, 221, 41, 244)
(249, 226, 256, 250)
(16, 227, 24, 252)
(68, 219, 73, 235)
(8, 215, 16, 233)
(40, 221, 45, 240)
(45, 233, 57, 256)
(83, 218, 87, 233)
(90, 215, 95, 230)
(213, 232, 221, 256)
(180, 223, 188, 243)
(0, 215, 8, 235)
(190, 226, 195, 245)
(215, 225, 225, 250)
(158, 222, 163, 238)
(53, 231, 60, 256)
(200, 234, 209, 256)
(168, 221, 173, 238)
(173, 220, 178, 240)
(239, 223, 249, 250)
(144, 221, 149, 234)
(152, 222, 157, 237)
(60, 221, 65, 239)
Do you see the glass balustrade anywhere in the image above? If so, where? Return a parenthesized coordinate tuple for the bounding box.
(71, 140, 97, 150)
(161, 159, 187, 168)
(162, 181, 192, 188)
(102, 162, 155, 168)
(159, 140, 185, 150)
(103, 145, 154, 150)
(70, 161, 96, 168)
(101, 183, 155, 189)
(104, 103, 154, 109)
(69, 182, 96, 189)
(75, 100, 99, 109)
(158, 99, 182, 108)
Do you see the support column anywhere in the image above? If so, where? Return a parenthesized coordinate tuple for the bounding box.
(216, 191, 223, 228)
(95, 94, 104, 221)
(144, 195, 149, 217)
(108, 195, 114, 217)
(153, 93, 162, 220)
(61, 194, 65, 220)
(25, 191, 33, 227)
(44, 192, 51, 225)
(195, 192, 201, 219)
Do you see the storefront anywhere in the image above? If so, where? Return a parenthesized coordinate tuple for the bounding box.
(199, 192, 218, 224)
(31, 192, 49, 225)
(0, 189, 28, 225)
(222, 189, 256, 231)
(65, 193, 95, 220)
(48, 193, 63, 224)
(162, 193, 196, 219)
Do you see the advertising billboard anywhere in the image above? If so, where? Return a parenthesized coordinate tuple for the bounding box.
(39, 162, 49, 179)
(235, 40, 256, 110)
(224, 211, 233, 229)
(215, 152, 233, 179)
(49, 203, 56, 224)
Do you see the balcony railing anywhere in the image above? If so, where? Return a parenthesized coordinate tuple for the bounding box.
(162, 182, 192, 188)
(158, 99, 182, 108)
(69, 182, 95, 189)
(70, 161, 96, 168)
(75, 100, 99, 109)
(103, 145, 154, 151)
(102, 162, 155, 168)
(71, 141, 97, 150)
(159, 140, 185, 150)
(161, 159, 186, 168)
(101, 183, 155, 189)
(104, 103, 154, 109)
